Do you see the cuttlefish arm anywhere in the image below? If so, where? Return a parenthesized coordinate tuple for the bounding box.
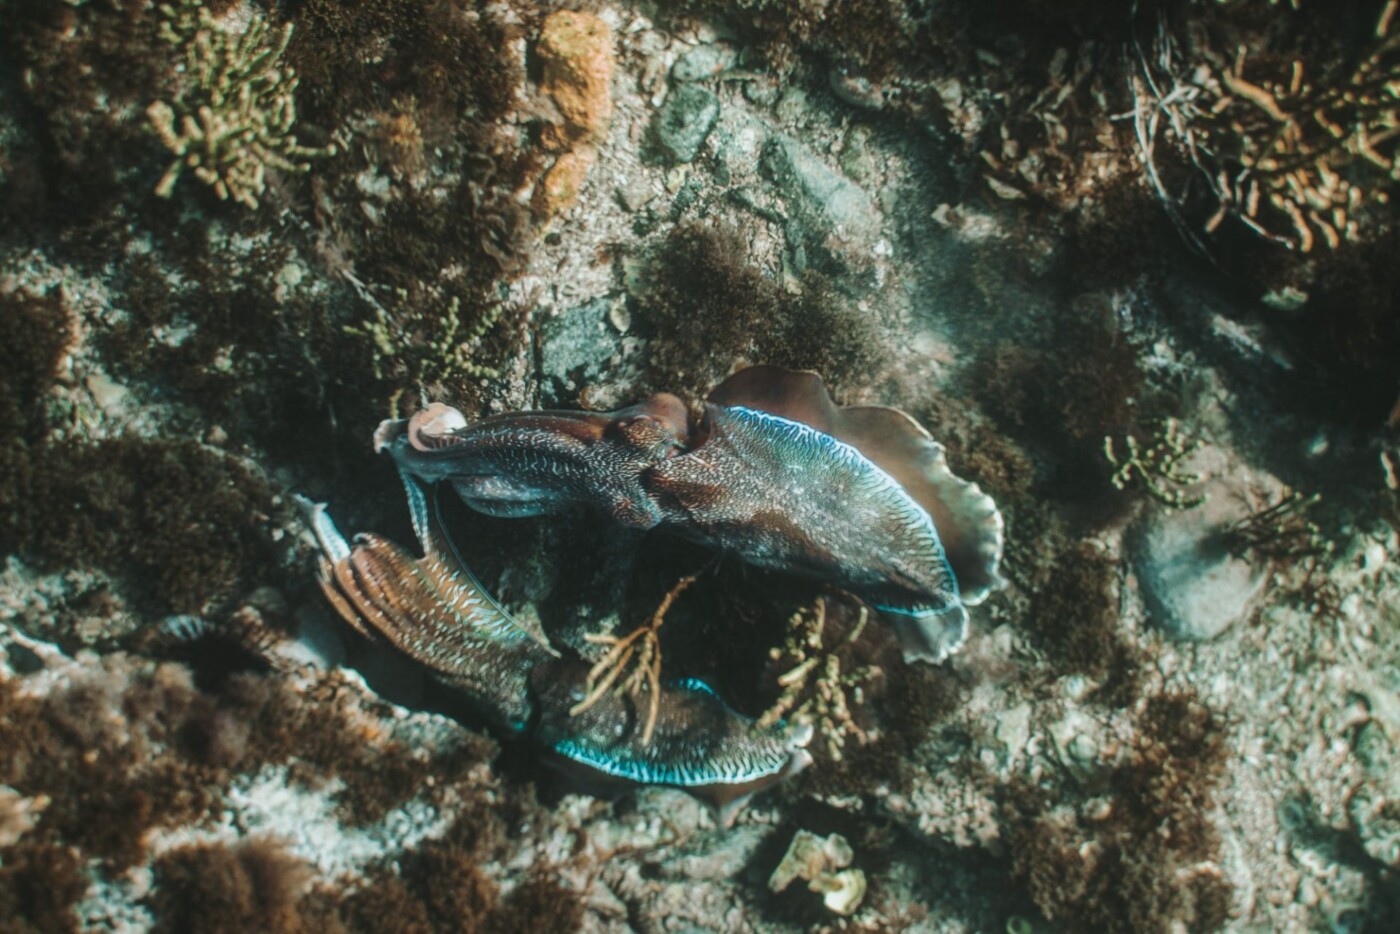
(298, 480, 552, 732)
(377, 396, 691, 528)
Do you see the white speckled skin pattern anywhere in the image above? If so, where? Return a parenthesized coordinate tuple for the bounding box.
(381, 367, 1006, 663)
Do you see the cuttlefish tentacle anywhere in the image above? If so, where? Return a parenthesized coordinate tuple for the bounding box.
(299, 489, 548, 732)
(300, 491, 812, 819)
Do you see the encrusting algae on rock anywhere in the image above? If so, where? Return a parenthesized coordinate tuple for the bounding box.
(532, 10, 614, 222)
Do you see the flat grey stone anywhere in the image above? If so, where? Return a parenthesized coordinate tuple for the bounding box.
(672, 44, 736, 83)
(539, 297, 619, 397)
(654, 85, 720, 163)
(1130, 483, 1268, 641)
(761, 134, 881, 269)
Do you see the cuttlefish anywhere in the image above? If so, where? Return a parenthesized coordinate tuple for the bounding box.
(300, 471, 813, 825)
(378, 366, 1005, 662)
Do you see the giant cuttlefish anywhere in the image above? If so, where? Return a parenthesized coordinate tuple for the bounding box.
(301, 470, 813, 825)
(378, 366, 1006, 662)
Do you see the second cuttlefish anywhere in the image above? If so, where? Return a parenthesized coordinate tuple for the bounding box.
(301, 470, 812, 825)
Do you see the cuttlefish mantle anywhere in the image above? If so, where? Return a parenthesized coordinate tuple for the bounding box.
(300, 472, 812, 823)
(380, 366, 1006, 663)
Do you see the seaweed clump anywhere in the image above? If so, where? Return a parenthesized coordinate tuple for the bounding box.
(0, 651, 496, 875)
(0, 287, 72, 445)
(337, 842, 498, 933)
(0, 840, 88, 934)
(336, 844, 583, 934)
(0, 284, 294, 619)
(282, 0, 533, 413)
(0, 438, 284, 615)
(286, 0, 522, 137)
(0, 662, 228, 870)
(638, 223, 880, 400)
(488, 872, 587, 934)
(1025, 542, 1139, 701)
(1005, 691, 1233, 932)
(149, 838, 317, 934)
(0, 0, 173, 249)
(973, 300, 1146, 509)
(662, 0, 927, 80)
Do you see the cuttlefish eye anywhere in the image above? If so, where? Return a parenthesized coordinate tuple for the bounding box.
(403, 403, 469, 452)
(614, 415, 684, 456)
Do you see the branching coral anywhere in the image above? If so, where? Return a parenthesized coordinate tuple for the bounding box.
(1139, 0, 1400, 251)
(148, 0, 334, 208)
(1104, 418, 1205, 509)
(1222, 487, 1332, 560)
(570, 570, 703, 746)
(342, 281, 507, 408)
(757, 596, 880, 761)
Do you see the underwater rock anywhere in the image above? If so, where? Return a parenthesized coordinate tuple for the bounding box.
(539, 298, 620, 398)
(672, 44, 737, 84)
(537, 11, 614, 151)
(829, 66, 886, 111)
(654, 84, 720, 164)
(647, 824, 769, 881)
(712, 114, 769, 181)
(533, 149, 594, 221)
(534, 11, 614, 221)
(1130, 484, 1269, 641)
(1349, 783, 1400, 868)
(761, 135, 880, 269)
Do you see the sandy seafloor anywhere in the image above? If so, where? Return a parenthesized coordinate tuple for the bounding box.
(2, 1, 1400, 931)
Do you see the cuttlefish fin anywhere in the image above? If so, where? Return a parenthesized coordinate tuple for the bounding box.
(709, 366, 1006, 604)
(884, 604, 969, 664)
(532, 666, 814, 826)
(708, 366, 838, 433)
